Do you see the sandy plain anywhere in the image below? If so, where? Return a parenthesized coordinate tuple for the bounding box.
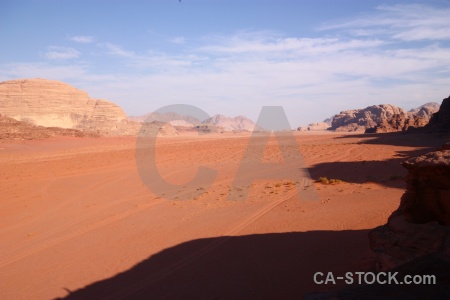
(0, 131, 445, 299)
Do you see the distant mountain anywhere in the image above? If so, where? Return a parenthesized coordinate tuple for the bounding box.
(128, 112, 201, 125)
(130, 112, 263, 132)
(322, 117, 333, 126)
(408, 102, 440, 120)
(201, 114, 262, 132)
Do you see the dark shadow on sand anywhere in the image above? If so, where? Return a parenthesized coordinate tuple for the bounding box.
(308, 132, 448, 188)
(56, 230, 373, 300)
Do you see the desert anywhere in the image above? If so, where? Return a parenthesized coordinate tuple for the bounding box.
(1, 80, 450, 299)
(2, 1, 450, 299)
(1, 124, 448, 298)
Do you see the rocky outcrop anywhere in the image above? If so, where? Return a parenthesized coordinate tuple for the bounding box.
(369, 144, 450, 271)
(426, 95, 450, 133)
(331, 104, 407, 132)
(296, 122, 330, 131)
(308, 145, 450, 299)
(202, 114, 262, 132)
(366, 114, 428, 133)
(0, 78, 137, 135)
(0, 114, 99, 140)
(366, 102, 441, 133)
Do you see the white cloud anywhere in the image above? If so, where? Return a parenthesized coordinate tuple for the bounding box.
(0, 62, 88, 80)
(320, 4, 450, 41)
(45, 46, 81, 60)
(3, 4, 450, 126)
(100, 43, 197, 69)
(103, 43, 136, 58)
(69, 35, 95, 43)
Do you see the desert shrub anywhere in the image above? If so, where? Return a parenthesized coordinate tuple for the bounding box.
(317, 177, 344, 185)
(318, 177, 329, 184)
(329, 179, 343, 184)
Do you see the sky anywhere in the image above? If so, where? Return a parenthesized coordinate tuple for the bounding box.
(1, 0, 450, 127)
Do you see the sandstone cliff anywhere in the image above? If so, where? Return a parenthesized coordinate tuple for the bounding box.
(331, 104, 407, 132)
(0, 78, 138, 135)
(367, 102, 441, 133)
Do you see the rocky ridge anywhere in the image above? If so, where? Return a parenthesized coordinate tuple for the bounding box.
(367, 102, 441, 133)
(331, 104, 407, 132)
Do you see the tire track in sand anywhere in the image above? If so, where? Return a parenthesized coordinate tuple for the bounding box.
(109, 190, 296, 300)
(0, 148, 245, 268)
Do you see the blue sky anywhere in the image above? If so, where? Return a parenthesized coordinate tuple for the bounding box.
(1, 0, 450, 126)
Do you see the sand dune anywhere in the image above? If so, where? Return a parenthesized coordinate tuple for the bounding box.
(0, 132, 446, 299)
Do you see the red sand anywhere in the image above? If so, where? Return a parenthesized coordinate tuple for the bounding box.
(0, 132, 433, 299)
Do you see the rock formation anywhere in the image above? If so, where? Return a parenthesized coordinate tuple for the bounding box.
(365, 114, 429, 133)
(369, 144, 450, 271)
(367, 102, 441, 133)
(331, 104, 407, 132)
(426, 95, 450, 133)
(129, 112, 201, 125)
(306, 143, 450, 299)
(0, 114, 99, 140)
(296, 122, 330, 131)
(202, 114, 262, 132)
(408, 102, 440, 120)
(0, 78, 138, 135)
(130, 112, 262, 132)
